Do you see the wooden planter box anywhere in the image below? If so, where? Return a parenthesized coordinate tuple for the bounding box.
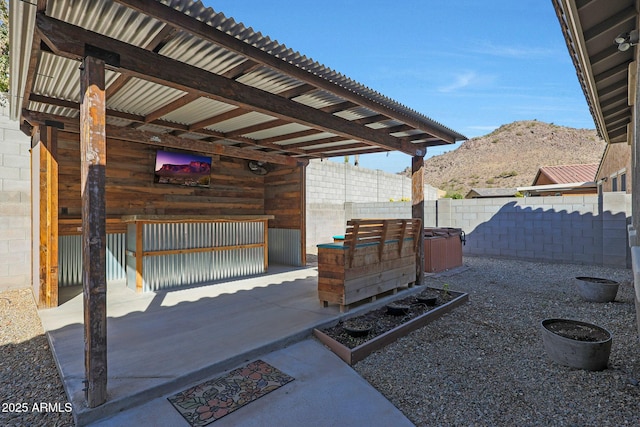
(314, 289, 469, 365)
(317, 219, 422, 312)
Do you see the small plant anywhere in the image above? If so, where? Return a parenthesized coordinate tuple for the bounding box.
(442, 283, 450, 297)
(497, 171, 518, 178)
(444, 192, 463, 199)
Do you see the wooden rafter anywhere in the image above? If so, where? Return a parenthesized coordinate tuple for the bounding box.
(142, 92, 199, 124)
(281, 136, 348, 150)
(259, 129, 321, 144)
(36, 14, 423, 156)
(22, 109, 307, 167)
(26, 95, 321, 156)
(220, 60, 261, 79)
(186, 107, 248, 133)
(106, 25, 178, 99)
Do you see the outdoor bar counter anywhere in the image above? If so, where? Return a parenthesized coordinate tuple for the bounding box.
(122, 215, 274, 292)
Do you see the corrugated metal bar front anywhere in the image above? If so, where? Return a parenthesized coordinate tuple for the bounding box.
(141, 221, 265, 291)
(268, 228, 302, 266)
(58, 233, 126, 286)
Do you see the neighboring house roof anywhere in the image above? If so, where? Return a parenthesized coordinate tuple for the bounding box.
(9, 0, 466, 162)
(465, 188, 518, 199)
(533, 164, 598, 185)
(517, 182, 597, 196)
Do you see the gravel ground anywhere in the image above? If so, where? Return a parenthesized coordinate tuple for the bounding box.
(355, 256, 640, 427)
(1, 257, 639, 427)
(0, 289, 73, 427)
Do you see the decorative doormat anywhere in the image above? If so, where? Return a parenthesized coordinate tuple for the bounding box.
(168, 359, 294, 426)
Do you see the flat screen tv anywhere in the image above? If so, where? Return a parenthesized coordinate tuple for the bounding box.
(154, 149, 211, 187)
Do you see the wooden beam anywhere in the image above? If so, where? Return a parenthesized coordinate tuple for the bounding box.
(279, 136, 347, 150)
(143, 92, 199, 123)
(187, 107, 248, 132)
(20, 29, 43, 116)
(106, 25, 178, 99)
(277, 83, 316, 99)
(633, 58, 640, 232)
(22, 109, 308, 166)
(33, 125, 59, 308)
(411, 155, 425, 286)
(299, 164, 307, 267)
(35, 14, 422, 156)
(113, 0, 460, 143)
(225, 119, 289, 137)
(80, 55, 108, 408)
(104, 124, 307, 166)
(220, 59, 260, 79)
(259, 129, 321, 144)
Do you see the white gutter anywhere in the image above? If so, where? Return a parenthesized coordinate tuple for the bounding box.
(517, 182, 596, 193)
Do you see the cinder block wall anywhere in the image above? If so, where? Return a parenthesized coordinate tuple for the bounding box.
(307, 193, 631, 267)
(0, 103, 32, 290)
(306, 159, 417, 203)
(434, 194, 630, 266)
(305, 159, 439, 252)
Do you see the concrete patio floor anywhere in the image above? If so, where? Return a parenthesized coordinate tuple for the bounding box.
(38, 265, 417, 426)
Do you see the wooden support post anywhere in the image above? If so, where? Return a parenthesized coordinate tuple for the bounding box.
(412, 154, 425, 285)
(80, 55, 108, 408)
(632, 59, 640, 233)
(32, 125, 59, 308)
(299, 163, 307, 267)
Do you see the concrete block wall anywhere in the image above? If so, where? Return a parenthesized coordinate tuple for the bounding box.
(306, 159, 438, 204)
(346, 202, 412, 221)
(0, 102, 32, 290)
(307, 194, 632, 267)
(434, 194, 630, 266)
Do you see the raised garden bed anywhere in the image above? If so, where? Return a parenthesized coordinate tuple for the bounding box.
(313, 287, 469, 365)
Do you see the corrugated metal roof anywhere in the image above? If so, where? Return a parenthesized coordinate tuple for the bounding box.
(465, 188, 518, 198)
(535, 164, 599, 185)
(10, 0, 466, 160)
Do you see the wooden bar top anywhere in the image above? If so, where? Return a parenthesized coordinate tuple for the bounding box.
(120, 214, 275, 223)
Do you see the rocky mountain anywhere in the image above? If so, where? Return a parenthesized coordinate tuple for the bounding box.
(403, 120, 606, 197)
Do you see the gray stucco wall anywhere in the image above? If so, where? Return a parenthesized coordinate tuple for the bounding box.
(0, 103, 31, 290)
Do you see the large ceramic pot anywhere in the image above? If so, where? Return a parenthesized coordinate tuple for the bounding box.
(575, 276, 619, 303)
(540, 318, 612, 371)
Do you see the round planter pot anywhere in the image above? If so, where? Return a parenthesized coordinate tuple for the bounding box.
(575, 276, 619, 303)
(540, 318, 612, 371)
(386, 303, 410, 316)
(416, 296, 438, 306)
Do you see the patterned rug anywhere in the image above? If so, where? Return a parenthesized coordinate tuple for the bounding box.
(168, 360, 294, 426)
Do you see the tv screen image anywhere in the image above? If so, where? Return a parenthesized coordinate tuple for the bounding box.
(154, 150, 211, 187)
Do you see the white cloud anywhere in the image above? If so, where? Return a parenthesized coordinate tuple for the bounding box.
(438, 71, 477, 93)
(468, 41, 556, 58)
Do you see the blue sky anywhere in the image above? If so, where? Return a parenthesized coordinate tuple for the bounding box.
(205, 0, 594, 173)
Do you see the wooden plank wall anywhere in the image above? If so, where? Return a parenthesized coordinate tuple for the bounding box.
(57, 132, 283, 221)
(264, 165, 303, 229)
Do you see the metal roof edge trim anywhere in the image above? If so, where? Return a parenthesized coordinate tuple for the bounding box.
(9, 0, 36, 122)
